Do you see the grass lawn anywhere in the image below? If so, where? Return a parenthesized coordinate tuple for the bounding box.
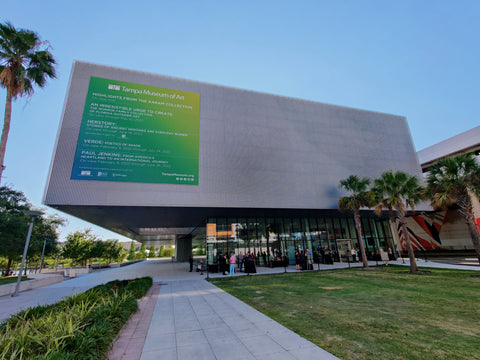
(0, 276, 29, 286)
(209, 266, 480, 360)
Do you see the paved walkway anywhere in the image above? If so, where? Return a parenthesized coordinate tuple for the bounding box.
(0, 258, 479, 359)
(139, 278, 338, 360)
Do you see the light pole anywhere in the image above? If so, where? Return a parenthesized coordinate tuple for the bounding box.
(12, 210, 44, 297)
(39, 238, 47, 273)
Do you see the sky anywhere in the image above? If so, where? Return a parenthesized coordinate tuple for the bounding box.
(1, 0, 479, 242)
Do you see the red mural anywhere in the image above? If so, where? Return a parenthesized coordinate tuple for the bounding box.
(398, 214, 443, 251)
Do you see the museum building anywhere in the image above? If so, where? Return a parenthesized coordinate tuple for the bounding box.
(44, 61, 426, 265)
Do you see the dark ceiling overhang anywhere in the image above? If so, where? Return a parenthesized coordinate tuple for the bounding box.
(46, 204, 399, 243)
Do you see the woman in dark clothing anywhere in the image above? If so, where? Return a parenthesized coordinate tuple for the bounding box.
(300, 250, 306, 270)
(222, 254, 228, 275)
(218, 253, 225, 275)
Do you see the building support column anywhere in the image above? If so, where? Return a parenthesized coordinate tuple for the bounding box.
(175, 235, 192, 262)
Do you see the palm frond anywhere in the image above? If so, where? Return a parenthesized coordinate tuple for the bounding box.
(426, 152, 480, 210)
(0, 22, 55, 97)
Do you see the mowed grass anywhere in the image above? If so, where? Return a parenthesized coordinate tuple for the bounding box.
(0, 276, 29, 285)
(209, 266, 480, 360)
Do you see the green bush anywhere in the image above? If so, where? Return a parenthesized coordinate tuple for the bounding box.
(0, 277, 152, 359)
(157, 246, 164, 257)
(162, 247, 175, 257)
(125, 276, 153, 298)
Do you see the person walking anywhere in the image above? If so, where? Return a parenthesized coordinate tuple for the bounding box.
(229, 253, 236, 275)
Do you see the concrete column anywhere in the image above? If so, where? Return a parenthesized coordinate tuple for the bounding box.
(175, 235, 192, 262)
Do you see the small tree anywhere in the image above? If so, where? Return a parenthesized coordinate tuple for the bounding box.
(373, 171, 423, 273)
(90, 240, 106, 262)
(196, 243, 206, 256)
(163, 247, 175, 258)
(62, 229, 97, 266)
(127, 242, 136, 260)
(0, 186, 29, 276)
(148, 246, 156, 258)
(157, 246, 164, 257)
(102, 239, 126, 263)
(28, 214, 65, 271)
(137, 244, 147, 259)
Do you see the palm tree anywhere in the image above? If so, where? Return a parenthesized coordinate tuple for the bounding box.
(0, 22, 56, 184)
(338, 175, 372, 268)
(426, 153, 480, 264)
(373, 171, 423, 273)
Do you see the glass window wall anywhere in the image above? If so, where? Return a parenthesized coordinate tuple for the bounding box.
(204, 214, 394, 269)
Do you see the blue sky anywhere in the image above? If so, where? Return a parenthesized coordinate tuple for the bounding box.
(1, 0, 479, 242)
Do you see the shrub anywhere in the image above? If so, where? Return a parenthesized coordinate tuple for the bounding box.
(162, 247, 174, 257)
(0, 277, 152, 359)
(125, 277, 153, 298)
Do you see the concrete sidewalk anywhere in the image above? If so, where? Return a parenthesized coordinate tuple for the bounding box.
(1, 258, 478, 359)
(139, 279, 338, 360)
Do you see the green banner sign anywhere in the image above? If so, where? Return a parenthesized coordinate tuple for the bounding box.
(71, 77, 200, 185)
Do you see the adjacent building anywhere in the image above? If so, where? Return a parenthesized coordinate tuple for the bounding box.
(402, 126, 480, 253)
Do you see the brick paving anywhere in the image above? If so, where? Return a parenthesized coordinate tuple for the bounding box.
(108, 282, 162, 360)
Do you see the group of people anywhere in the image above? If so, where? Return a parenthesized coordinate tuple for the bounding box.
(294, 247, 337, 267)
(217, 251, 257, 275)
(189, 245, 397, 274)
(295, 249, 314, 270)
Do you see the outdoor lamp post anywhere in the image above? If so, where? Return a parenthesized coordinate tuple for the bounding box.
(206, 249, 209, 279)
(12, 210, 44, 297)
(39, 237, 47, 273)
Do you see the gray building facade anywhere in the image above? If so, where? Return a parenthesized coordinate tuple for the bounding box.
(44, 61, 422, 263)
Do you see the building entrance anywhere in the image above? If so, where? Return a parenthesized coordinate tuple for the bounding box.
(191, 214, 396, 270)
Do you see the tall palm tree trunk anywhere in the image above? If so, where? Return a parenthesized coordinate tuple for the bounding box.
(0, 89, 12, 185)
(465, 218, 480, 264)
(399, 213, 419, 272)
(354, 210, 369, 268)
(458, 203, 480, 264)
(5, 258, 12, 277)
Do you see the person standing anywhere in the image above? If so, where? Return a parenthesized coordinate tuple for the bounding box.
(238, 251, 244, 272)
(300, 250, 306, 270)
(306, 249, 313, 270)
(295, 251, 300, 270)
(189, 255, 193, 272)
(218, 252, 225, 275)
(229, 253, 236, 275)
(320, 247, 325, 264)
(223, 254, 228, 275)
